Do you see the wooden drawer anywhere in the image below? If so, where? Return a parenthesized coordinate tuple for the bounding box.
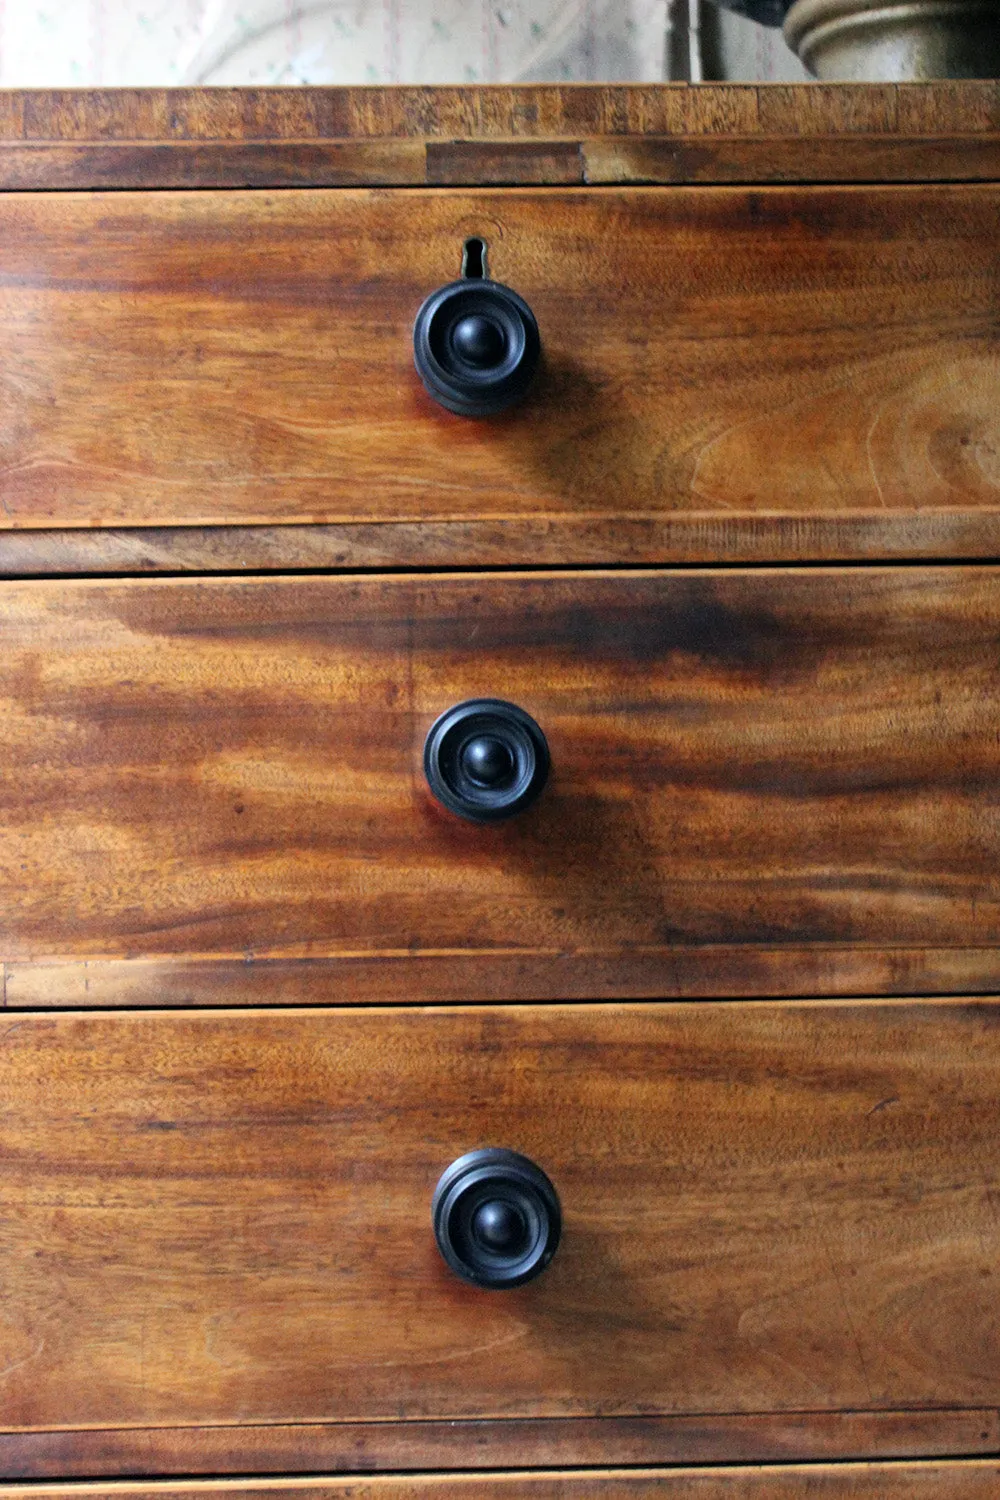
(1, 186, 999, 567)
(3, 567, 1000, 1000)
(2, 1001, 998, 1476)
(2, 1466, 1000, 1498)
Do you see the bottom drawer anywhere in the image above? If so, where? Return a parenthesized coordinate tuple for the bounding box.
(1, 1002, 998, 1474)
(1, 1465, 1000, 1498)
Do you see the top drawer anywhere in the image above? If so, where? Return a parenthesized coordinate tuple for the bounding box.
(1, 185, 999, 567)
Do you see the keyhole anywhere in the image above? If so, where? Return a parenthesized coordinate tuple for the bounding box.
(461, 236, 489, 280)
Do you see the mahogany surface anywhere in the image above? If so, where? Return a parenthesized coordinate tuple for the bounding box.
(0, 186, 998, 562)
(1, 1463, 1000, 1497)
(1, 83, 998, 1489)
(0, 83, 998, 188)
(1, 1001, 998, 1447)
(1, 569, 999, 989)
(4, 1411, 995, 1480)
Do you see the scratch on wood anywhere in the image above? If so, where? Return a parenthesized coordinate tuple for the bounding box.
(866, 404, 888, 509)
(811, 1205, 875, 1406)
(867, 1096, 900, 1115)
(0, 1338, 45, 1382)
(366, 1324, 529, 1371)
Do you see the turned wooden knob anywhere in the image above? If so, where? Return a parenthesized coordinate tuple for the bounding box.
(413, 279, 540, 417)
(423, 699, 549, 822)
(432, 1148, 561, 1289)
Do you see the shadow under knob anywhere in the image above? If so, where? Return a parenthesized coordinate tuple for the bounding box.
(413, 279, 540, 417)
(432, 1147, 561, 1289)
(423, 698, 549, 823)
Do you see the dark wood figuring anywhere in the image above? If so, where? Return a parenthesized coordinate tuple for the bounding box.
(2, 84, 998, 1491)
(1, 1001, 999, 1448)
(6, 1410, 996, 1481)
(2, 1465, 1000, 1498)
(2, 569, 999, 987)
(0, 84, 998, 188)
(0, 187, 999, 560)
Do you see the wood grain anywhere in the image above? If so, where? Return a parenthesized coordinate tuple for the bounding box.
(2, 569, 999, 984)
(8, 948, 1000, 1009)
(2, 84, 997, 142)
(0, 135, 997, 191)
(1, 186, 999, 554)
(1, 1001, 999, 1438)
(0, 85, 998, 188)
(2, 1465, 1000, 1498)
(7, 510, 1000, 574)
(4, 1410, 995, 1480)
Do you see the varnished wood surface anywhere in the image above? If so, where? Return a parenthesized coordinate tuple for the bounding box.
(1, 1001, 999, 1440)
(8, 948, 1000, 1009)
(7, 511, 1000, 574)
(5, 1410, 995, 1480)
(1, 188, 999, 556)
(0, 84, 998, 187)
(0, 133, 996, 191)
(2, 569, 999, 983)
(5, 84, 1000, 141)
(2, 84, 995, 1492)
(2, 1464, 1000, 1498)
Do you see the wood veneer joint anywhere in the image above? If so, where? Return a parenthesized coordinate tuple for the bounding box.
(0, 136, 996, 190)
(0, 85, 997, 188)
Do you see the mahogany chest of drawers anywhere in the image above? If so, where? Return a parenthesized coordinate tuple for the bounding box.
(2, 82, 1000, 1500)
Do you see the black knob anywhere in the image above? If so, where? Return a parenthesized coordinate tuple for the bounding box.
(424, 699, 549, 822)
(452, 314, 506, 367)
(413, 280, 540, 417)
(472, 1199, 528, 1254)
(432, 1148, 561, 1289)
(461, 734, 515, 788)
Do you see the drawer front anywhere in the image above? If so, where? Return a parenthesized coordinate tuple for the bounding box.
(0, 187, 998, 564)
(1, 1467, 999, 1498)
(2, 568, 999, 997)
(1, 1001, 998, 1446)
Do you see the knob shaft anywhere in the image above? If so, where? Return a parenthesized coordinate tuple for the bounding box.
(413, 280, 540, 417)
(423, 699, 549, 823)
(432, 1148, 561, 1289)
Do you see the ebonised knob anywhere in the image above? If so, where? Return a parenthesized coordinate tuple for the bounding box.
(423, 698, 549, 822)
(432, 1148, 561, 1289)
(413, 279, 540, 417)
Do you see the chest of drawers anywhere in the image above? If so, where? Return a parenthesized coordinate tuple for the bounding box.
(1, 82, 1000, 1500)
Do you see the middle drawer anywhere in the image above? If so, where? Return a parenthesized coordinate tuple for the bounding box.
(2, 567, 999, 999)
